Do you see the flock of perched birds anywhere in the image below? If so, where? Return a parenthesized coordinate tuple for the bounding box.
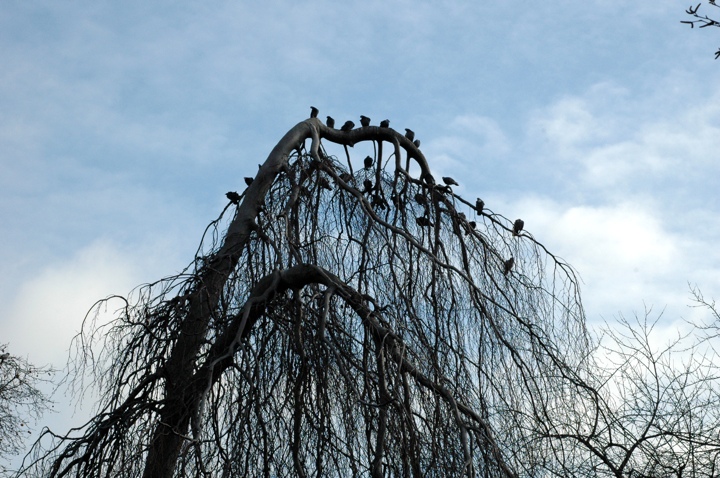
(225, 106, 525, 277)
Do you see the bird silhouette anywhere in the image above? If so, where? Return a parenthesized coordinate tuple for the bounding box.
(476, 198, 485, 213)
(413, 139, 421, 148)
(326, 116, 335, 128)
(318, 176, 333, 190)
(226, 191, 241, 204)
(513, 219, 524, 236)
(468, 221, 477, 230)
(364, 156, 373, 169)
(360, 115, 371, 127)
(380, 119, 390, 128)
(310, 106, 319, 118)
(503, 257, 514, 276)
(405, 128, 415, 141)
(414, 193, 428, 205)
(363, 179, 374, 193)
(341, 120, 355, 132)
(442, 176, 459, 187)
(416, 216, 432, 227)
(244, 177, 254, 186)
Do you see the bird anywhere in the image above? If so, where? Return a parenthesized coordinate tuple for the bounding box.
(0, 353, 9, 361)
(468, 221, 476, 230)
(513, 219, 524, 236)
(363, 179, 374, 193)
(405, 128, 415, 141)
(380, 119, 390, 128)
(416, 216, 432, 227)
(226, 191, 241, 204)
(244, 177, 254, 186)
(360, 115, 371, 127)
(413, 139, 421, 148)
(310, 106, 319, 118)
(476, 198, 485, 213)
(326, 116, 335, 128)
(414, 192, 428, 205)
(503, 257, 514, 276)
(442, 176, 459, 187)
(341, 120, 355, 132)
(364, 156, 373, 169)
(318, 176, 333, 191)
(339, 172, 353, 183)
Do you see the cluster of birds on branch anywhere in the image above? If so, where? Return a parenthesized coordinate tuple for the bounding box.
(225, 106, 525, 277)
(312, 106, 423, 148)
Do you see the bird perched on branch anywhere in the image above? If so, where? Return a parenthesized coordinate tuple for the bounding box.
(226, 191, 241, 204)
(413, 139, 421, 148)
(360, 115, 371, 127)
(513, 219, 524, 236)
(318, 176, 333, 191)
(364, 156, 373, 169)
(244, 177, 254, 186)
(363, 179, 374, 193)
(380, 119, 390, 128)
(468, 221, 476, 230)
(310, 106, 319, 118)
(503, 257, 514, 276)
(405, 128, 415, 141)
(476, 198, 485, 213)
(341, 120, 355, 132)
(326, 116, 335, 128)
(416, 216, 432, 227)
(414, 192, 428, 205)
(442, 176, 459, 187)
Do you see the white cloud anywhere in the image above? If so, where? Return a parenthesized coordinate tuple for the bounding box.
(1, 241, 145, 367)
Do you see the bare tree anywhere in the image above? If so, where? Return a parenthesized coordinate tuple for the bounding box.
(0, 345, 53, 476)
(682, 2, 720, 59)
(20, 113, 720, 476)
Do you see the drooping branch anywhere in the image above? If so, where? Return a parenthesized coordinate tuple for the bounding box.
(25, 112, 601, 478)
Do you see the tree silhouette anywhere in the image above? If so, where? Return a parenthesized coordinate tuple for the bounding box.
(0, 345, 53, 476)
(682, 1, 720, 59)
(21, 113, 720, 477)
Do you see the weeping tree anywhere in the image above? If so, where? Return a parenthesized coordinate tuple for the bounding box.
(20, 112, 720, 477)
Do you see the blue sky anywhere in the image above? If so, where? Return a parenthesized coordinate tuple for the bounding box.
(1, 0, 719, 463)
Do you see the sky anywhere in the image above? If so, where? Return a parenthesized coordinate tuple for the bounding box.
(1, 0, 719, 465)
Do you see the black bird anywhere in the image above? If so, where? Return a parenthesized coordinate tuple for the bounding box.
(360, 115, 371, 127)
(475, 198, 485, 213)
(468, 221, 477, 230)
(371, 194, 388, 210)
(414, 192, 428, 205)
(503, 257, 514, 276)
(364, 156, 373, 169)
(405, 128, 415, 141)
(318, 176, 333, 191)
(442, 176, 459, 187)
(380, 119, 390, 128)
(413, 139, 421, 148)
(513, 219, 524, 236)
(416, 216, 432, 227)
(244, 177, 254, 186)
(339, 172, 353, 183)
(434, 185, 451, 194)
(363, 179, 374, 193)
(310, 106, 319, 118)
(341, 120, 355, 132)
(226, 191, 241, 204)
(326, 116, 335, 128)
